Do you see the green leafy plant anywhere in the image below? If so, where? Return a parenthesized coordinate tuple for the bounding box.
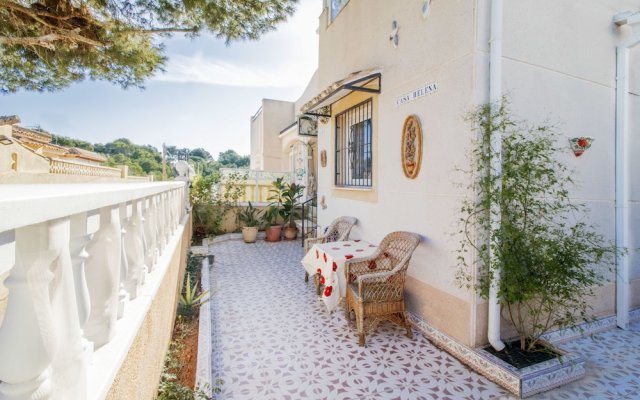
(186, 252, 203, 279)
(267, 177, 305, 228)
(261, 205, 280, 228)
(178, 273, 210, 317)
(456, 100, 620, 352)
(237, 202, 262, 228)
(191, 170, 249, 238)
(280, 182, 305, 228)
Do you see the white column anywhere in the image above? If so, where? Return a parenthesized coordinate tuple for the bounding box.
(84, 206, 121, 349)
(117, 203, 129, 318)
(156, 194, 166, 255)
(48, 218, 86, 400)
(0, 223, 56, 400)
(123, 200, 147, 299)
(143, 196, 158, 270)
(0, 218, 85, 399)
(69, 212, 94, 355)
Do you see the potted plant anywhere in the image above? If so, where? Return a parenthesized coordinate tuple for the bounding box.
(238, 201, 261, 243)
(280, 182, 305, 240)
(262, 205, 281, 242)
(265, 177, 288, 242)
(456, 101, 619, 366)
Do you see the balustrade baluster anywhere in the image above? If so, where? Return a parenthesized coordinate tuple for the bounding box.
(0, 219, 86, 399)
(144, 196, 158, 270)
(123, 199, 147, 298)
(84, 206, 121, 348)
(69, 212, 94, 356)
(117, 203, 130, 318)
(157, 194, 167, 254)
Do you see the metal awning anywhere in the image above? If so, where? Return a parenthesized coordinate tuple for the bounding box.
(300, 68, 382, 117)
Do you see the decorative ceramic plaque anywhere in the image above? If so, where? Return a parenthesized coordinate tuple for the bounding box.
(320, 150, 327, 167)
(401, 115, 422, 179)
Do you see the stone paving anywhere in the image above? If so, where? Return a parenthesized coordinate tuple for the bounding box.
(207, 239, 640, 400)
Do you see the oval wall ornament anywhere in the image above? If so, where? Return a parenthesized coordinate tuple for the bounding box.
(401, 115, 423, 179)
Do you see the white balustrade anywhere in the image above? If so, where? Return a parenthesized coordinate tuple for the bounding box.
(143, 196, 158, 270)
(123, 200, 146, 298)
(85, 205, 122, 346)
(0, 182, 187, 400)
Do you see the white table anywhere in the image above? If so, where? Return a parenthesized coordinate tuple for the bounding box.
(301, 240, 377, 311)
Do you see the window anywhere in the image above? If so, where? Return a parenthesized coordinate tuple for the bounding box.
(329, 0, 349, 22)
(335, 99, 372, 187)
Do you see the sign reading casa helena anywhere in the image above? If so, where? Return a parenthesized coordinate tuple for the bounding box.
(396, 82, 438, 106)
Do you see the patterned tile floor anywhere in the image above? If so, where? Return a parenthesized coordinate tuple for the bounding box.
(207, 240, 640, 400)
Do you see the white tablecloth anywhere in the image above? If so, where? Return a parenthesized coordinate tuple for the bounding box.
(301, 240, 377, 311)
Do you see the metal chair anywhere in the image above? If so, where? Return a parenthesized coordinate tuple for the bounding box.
(344, 231, 420, 346)
(304, 216, 357, 294)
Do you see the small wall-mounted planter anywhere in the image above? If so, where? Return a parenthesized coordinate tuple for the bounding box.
(569, 137, 594, 157)
(476, 343, 585, 398)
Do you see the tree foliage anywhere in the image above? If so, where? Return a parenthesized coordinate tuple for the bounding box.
(0, 0, 298, 93)
(456, 101, 620, 351)
(51, 133, 248, 181)
(217, 149, 249, 168)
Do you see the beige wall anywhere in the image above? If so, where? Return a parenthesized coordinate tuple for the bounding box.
(106, 214, 191, 400)
(250, 109, 264, 170)
(492, 0, 640, 339)
(0, 125, 50, 175)
(315, 0, 640, 347)
(315, 0, 479, 345)
(249, 99, 296, 171)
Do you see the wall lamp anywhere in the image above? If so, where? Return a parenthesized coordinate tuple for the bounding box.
(0, 135, 13, 145)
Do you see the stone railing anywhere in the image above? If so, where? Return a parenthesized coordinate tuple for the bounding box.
(219, 168, 292, 203)
(125, 175, 154, 182)
(0, 182, 188, 400)
(50, 158, 122, 178)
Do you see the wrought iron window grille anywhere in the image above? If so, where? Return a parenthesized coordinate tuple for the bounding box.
(335, 98, 372, 188)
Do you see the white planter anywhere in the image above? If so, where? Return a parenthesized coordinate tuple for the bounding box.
(242, 227, 258, 243)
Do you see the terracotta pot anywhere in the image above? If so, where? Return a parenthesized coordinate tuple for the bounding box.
(265, 225, 282, 242)
(242, 226, 258, 243)
(284, 226, 298, 240)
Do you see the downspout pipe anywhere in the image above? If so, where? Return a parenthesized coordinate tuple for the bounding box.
(487, 0, 505, 352)
(613, 11, 640, 330)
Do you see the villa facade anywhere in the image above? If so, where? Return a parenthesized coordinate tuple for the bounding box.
(251, 0, 640, 348)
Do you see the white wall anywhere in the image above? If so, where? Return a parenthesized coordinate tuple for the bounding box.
(498, 0, 640, 311)
(628, 44, 640, 283)
(315, 0, 480, 343)
(250, 99, 296, 171)
(314, 0, 640, 344)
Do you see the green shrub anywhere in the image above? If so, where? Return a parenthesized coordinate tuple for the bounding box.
(456, 100, 620, 351)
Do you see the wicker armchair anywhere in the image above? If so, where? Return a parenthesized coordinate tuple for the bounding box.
(304, 216, 357, 294)
(344, 231, 420, 346)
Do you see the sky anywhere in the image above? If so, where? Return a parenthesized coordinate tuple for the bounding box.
(0, 0, 321, 158)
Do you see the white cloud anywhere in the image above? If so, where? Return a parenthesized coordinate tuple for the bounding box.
(154, 0, 320, 88)
(154, 54, 313, 88)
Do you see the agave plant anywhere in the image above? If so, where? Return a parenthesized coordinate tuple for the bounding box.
(178, 273, 210, 317)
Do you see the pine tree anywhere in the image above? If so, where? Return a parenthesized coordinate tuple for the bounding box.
(0, 0, 298, 93)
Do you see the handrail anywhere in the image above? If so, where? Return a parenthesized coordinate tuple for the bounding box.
(0, 182, 188, 400)
(300, 196, 317, 247)
(50, 158, 122, 177)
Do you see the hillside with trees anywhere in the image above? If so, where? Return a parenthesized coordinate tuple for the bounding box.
(52, 134, 249, 181)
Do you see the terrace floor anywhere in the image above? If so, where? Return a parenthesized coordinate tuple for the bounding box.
(207, 240, 640, 400)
